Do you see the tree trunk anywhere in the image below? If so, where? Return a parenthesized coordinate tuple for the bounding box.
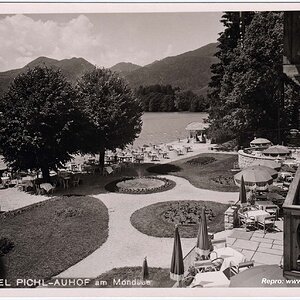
(99, 150, 105, 175)
(41, 167, 50, 182)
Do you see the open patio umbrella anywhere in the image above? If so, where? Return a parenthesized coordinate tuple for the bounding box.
(229, 265, 290, 287)
(170, 225, 184, 283)
(195, 207, 211, 258)
(250, 165, 278, 179)
(263, 145, 290, 156)
(239, 175, 247, 205)
(250, 138, 271, 147)
(142, 257, 149, 280)
(234, 166, 273, 190)
(251, 159, 281, 171)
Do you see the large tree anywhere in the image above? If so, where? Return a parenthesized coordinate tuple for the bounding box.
(76, 68, 143, 173)
(208, 12, 255, 143)
(219, 12, 284, 145)
(0, 66, 83, 180)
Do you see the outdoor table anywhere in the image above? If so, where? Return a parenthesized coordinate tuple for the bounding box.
(22, 176, 36, 182)
(60, 176, 71, 189)
(40, 183, 55, 193)
(210, 247, 246, 271)
(150, 154, 159, 161)
(1, 176, 10, 185)
(183, 146, 192, 152)
(255, 201, 278, 218)
(190, 271, 230, 288)
(245, 210, 270, 222)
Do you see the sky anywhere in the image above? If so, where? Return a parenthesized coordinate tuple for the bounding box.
(0, 12, 224, 72)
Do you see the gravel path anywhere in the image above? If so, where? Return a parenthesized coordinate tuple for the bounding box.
(57, 175, 237, 278)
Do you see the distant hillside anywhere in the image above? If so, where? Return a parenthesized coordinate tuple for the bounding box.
(0, 43, 218, 97)
(123, 43, 218, 95)
(0, 57, 94, 96)
(110, 62, 141, 76)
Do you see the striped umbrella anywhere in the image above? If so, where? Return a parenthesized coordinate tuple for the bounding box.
(195, 207, 211, 258)
(239, 175, 247, 205)
(170, 225, 184, 282)
(142, 257, 149, 280)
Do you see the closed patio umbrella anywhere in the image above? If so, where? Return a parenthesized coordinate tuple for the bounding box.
(239, 175, 247, 205)
(142, 257, 149, 280)
(170, 225, 184, 283)
(195, 207, 211, 258)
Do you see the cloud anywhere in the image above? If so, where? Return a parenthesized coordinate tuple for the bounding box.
(0, 14, 112, 71)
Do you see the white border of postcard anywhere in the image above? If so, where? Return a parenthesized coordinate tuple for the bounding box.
(1, 1, 300, 297)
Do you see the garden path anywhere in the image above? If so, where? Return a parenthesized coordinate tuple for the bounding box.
(56, 175, 237, 279)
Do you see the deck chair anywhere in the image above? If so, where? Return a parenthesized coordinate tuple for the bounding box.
(104, 166, 114, 176)
(257, 216, 276, 233)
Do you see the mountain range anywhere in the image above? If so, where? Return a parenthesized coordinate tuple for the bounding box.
(0, 42, 218, 97)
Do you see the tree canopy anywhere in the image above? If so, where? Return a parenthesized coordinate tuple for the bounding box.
(208, 12, 300, 146)
(76, 68, 143, 171)
(135, 84, 208, 112)
(0, 66, 83, 179)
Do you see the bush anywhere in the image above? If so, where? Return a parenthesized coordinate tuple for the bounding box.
(0, 237, 14, 256)
(147, 164, 182, 174)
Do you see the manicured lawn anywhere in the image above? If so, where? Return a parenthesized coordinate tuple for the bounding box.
(131, 200, 229, 238)
(0, 195, 109, 285)
(87, 267, 175, 288)
(147, 153, 239, 192)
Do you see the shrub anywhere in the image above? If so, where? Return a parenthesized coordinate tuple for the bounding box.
(0, 237, 14, 256)
(147, 164, 182, 174)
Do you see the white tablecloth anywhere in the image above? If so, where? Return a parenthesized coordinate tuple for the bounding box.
(246, 210, 270, 222)
(190, 271, 230, 288)
(40, 183, 54, 193)
(210, 247, 246, 271)
(1, 176, 10, 184)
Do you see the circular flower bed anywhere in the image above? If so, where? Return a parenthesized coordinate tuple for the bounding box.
(162, 202, 216, 225)
(105, 176, 175, 194)
(131, 200, 229, 238)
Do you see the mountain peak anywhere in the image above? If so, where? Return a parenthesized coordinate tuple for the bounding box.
(110, 62, 141, 74)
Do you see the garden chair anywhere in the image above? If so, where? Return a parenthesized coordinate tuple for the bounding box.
(72, 177, 80, 187)
(238, 260, 254, 272)
(240, 214, 256, 231)
(257, 216, 276, 233)
(104, 166, 114, 176)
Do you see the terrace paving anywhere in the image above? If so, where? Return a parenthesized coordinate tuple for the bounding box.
(227, 225, 283, 266)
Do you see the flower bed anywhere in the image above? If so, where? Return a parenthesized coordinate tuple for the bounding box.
(131, 200, 229, 238)
(105, 176, 175, 194)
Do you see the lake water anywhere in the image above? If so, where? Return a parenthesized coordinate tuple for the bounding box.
(133, 112, 208, 147)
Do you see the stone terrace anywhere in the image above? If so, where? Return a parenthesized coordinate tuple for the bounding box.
(227, 221, 284, 266)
